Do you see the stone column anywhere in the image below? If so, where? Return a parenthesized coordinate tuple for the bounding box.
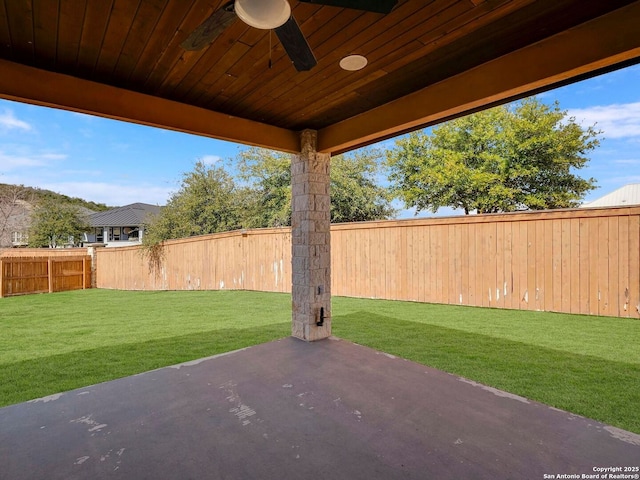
(291, 129, 331, 341)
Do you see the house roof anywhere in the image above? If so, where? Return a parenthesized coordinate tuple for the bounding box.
(582, 184, 640, 208)
(0, 1, 639, 155)
(88, 203, 163, 228)
(77, 206, 97, 217)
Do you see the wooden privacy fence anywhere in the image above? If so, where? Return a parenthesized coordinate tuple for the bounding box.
(96, 206, 640, 318)
(96, 229, 290, 293)
(0, 255, 91, 297)
(332, 206, 640, 318)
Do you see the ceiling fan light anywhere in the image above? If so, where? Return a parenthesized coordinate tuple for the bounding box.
(340, 54, 368, 71)
(235, 0, 291, 30)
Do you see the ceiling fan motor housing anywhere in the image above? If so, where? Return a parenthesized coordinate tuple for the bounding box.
(234, 0, 291, 30)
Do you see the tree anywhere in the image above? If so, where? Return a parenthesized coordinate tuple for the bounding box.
(237, 146, 395, 227)
(0, 184, 32, 247)
(329, 150, 396, 222)
(143, 161, 242, 245)
(237, 147, 292, 228)
(387, 98, 600, 214)
(28, 200, 90, 248)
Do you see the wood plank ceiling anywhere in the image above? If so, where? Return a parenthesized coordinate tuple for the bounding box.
(1, 0, 640, 153)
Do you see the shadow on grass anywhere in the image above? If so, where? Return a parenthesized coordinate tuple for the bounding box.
(0, 322, 290, 408)
(333, 312, 640, 434)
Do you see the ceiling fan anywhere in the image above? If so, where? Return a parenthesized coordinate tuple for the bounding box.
(181, 0, 398, 72)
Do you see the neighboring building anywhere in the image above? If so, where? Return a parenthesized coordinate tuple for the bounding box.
(581, 184, 640, 208)
(84, 203, 162, 247)
(0, 199, 32, 248)
(1, 202, 95, 248)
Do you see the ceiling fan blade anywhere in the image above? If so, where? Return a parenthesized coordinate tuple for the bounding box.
(298, 0, 398, 14)
(274, 15, 317, 72)
(181, 1, 237, 51)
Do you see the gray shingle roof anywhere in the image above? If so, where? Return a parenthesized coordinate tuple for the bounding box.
(581, 184, 640, 208)
(88, 203, 162, 227)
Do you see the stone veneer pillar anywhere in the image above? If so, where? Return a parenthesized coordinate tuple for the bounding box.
(291, 129, 331, 341)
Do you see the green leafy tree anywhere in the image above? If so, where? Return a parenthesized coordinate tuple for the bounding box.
(144, 161, 241, 245)
(29, 200, 90, 248)
(329, 150, 396, 222)
(387, 98, 600, 214)
(238, 146, 395, 226)
(238, 148, 292, 228)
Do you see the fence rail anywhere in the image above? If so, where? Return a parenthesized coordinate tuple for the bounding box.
(0, 255, 91, 297)
(95, 206, 640, 318)
(0, 248, 89, 257)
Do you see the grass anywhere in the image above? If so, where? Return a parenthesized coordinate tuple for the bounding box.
(0, 290, 291, 405)
(1, 290, 639, 433)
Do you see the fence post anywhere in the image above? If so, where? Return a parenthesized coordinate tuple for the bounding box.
(87, 246, 102, 288)
(82, 256, 86, 290)
(241, 230, 248, 290)
(48, 257, 53, 293)
(0, 259, 4, 298)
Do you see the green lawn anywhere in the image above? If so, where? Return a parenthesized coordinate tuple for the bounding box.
(1, 289, 639, 434)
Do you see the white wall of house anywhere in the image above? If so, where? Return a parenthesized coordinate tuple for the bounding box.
(84, 226, 144, 247)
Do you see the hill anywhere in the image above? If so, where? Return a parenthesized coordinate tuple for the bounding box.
(0, 183, 110, 212)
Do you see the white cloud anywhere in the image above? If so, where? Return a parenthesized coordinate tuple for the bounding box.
(60, 169, 103, 177)
(0, 109, 31, 132)
(0, 170, 170, 205)
(200, 155, 221, 165)
(612, 159, 640, 166)
(0, 152, 45, 169)
(0, 150, 67, 171)
(568, 102, 640, 139)
(607, 175, 640, 185)
(39, 153, 68, 160)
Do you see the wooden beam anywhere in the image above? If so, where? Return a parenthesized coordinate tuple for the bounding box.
(317, 2, 640, 154)
(0, 59, 301, 154)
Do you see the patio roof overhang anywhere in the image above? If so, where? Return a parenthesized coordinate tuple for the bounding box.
(0, 0, 639, 155)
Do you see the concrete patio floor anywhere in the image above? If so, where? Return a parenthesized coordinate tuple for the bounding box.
(1, 336, 638, 479)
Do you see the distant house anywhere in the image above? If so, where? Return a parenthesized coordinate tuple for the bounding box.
(84, 203, 162, 247)
(581, 184, 640, 208)
(0, 199, 32, 248)
(1, 201, 96, 248)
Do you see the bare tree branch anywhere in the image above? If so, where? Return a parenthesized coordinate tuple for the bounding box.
(0, 184, 33, 247)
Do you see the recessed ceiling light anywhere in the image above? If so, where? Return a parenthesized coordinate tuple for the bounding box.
(340, 54, 368, 71)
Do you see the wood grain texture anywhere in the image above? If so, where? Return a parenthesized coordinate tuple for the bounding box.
(0, 0, 638, 153)
(0, 255, 90, 297)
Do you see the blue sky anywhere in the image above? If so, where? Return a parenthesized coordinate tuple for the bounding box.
(1, 64, 639, 215)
